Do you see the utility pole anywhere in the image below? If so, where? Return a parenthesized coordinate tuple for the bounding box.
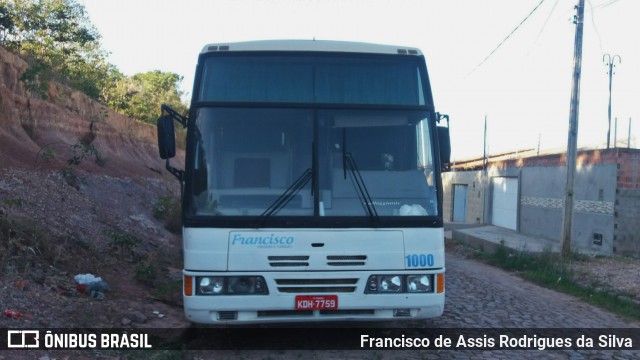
(604, 54, 621, 149)
(482, 115, 489, 225)
(628, 117, 632, 149)
(614, 117, 618, 148)
(483, 115, 488, 171)
(560, 0, 584, 256)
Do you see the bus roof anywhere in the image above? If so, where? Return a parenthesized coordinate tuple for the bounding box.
(200, 40, 423, 56)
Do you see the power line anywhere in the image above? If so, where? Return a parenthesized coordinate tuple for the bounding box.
(465, 0, 546, 79)
(535, 0, 560, 42)
(590, 0, 623, 11)
(587, 0, 603, 53)
(525, 0, 559, 57)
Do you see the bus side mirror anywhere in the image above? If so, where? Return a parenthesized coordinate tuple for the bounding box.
(157, 114, 176, 159)
(437, 126, 451, 168)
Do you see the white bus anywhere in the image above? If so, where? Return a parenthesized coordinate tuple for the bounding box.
(157, 40, 451, 324)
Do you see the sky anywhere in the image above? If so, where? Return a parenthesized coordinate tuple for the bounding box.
(80, 0, 640, 161)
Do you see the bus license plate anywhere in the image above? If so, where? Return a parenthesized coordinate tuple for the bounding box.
(295, 295, 338, 310)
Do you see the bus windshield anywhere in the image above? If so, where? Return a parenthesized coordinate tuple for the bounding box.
(197, 54, 427, 106)
(188, 108, 437, 219)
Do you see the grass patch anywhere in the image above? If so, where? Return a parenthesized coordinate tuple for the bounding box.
(0, 212, 99, 273)
(152, 196, 182, 234)
(478, 242, 640, 322)
(3, 198, 26, 207)
(39, 146, 56, 163)
(0, 212, 49, 272)
(108, 230, 141, 259)
(153, 279, 181, 299)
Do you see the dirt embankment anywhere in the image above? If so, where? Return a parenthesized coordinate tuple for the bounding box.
(0, 46, 189, 331)
(0, 45, 179, 176)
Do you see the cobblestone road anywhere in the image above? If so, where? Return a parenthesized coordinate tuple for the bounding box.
(9, 250, 637, 359)
(410, 251, 640, 359)
(204, 250, 640, 360)
(433, 251, 639, 329)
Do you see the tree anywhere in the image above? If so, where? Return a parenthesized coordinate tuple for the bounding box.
(0, 2, 16, 45)
(107, 70, 188, 124)
(3, 0, 111, 100)
(1, 0, 188, 122)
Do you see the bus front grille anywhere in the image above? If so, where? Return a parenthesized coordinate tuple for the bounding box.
(275, 278, 358, 293)
(268, 255, 310, 267)
(326, 255, 367, 266)
(266, 255, 368, 267)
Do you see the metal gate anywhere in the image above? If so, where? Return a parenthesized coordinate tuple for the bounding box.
(491, 177, 518, 230)
(453, 184, 468, 223)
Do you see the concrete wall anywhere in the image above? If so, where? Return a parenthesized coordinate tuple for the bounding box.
(442, 171, 485, 224)
(442, 153, 619, 255)
(443, 148, 640, 255)
(518, 166, 564, 241)
(517, 164, 616, 255)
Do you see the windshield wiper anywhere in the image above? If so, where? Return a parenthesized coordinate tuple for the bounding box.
(256, 168, 312, 226)
(343, 153, 379, 221)
(342, 130, 379, 222)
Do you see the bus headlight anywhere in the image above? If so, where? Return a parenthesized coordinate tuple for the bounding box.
(196, 276, 268, 295)
(379, 275, 402, 292)
(197, 277, 224, 295)
(406, 275, 433, 293)
(365, 274, 435, 293)
(228, 276, 267, 294)
(366, 275, 402, 293)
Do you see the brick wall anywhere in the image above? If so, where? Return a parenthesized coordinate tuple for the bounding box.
(614, 149, 640, 254)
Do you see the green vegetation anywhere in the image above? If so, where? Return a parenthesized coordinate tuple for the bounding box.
(134, 260, 157, 284)
(3, 198, 26, 207)
(68, 139, 105, 167)
(106, 70, 188, 124)
(477, 242, 640, 321)
(153, 279, 181, 298)
(0, 211, 80, 271)
(39, 145, 55, 162)
(134, 250, 176, 296)
(108, 230, 141, 258)
(58, 138, 105, 188)
(0, 0, 187, 123)
(153, 196, 182, 234)
(59, 166, 80, 189)
(1, 0, 114, 99)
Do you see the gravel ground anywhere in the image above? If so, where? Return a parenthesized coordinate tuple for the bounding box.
(0, 167, 188, 331)
(569, 254, 640, 301)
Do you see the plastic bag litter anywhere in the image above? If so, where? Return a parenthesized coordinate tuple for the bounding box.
(74, 273, 109, 300)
